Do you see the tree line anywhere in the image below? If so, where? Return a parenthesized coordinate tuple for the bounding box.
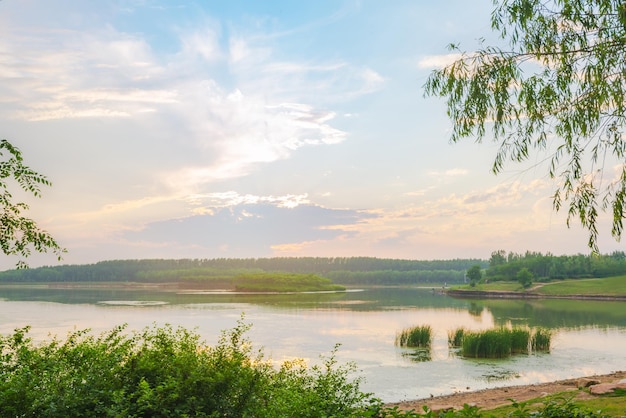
(0, 257, 485, 286)
(485, 250, 626, 282)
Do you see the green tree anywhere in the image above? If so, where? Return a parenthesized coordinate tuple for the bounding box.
(466, 264, 482, 287)
(489, 250, 507, 267)
(1, 139, 65, 268)
(424, 0, 626, 252)
(516, 267, 533, 289)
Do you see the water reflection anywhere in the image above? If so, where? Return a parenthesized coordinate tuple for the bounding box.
(466, 298, 626, 329)
(0, 285, 624, 402)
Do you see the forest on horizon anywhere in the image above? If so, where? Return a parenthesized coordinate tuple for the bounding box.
(1, 252, 626, 286)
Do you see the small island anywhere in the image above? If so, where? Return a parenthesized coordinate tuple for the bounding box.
(232, 273, 345, 293)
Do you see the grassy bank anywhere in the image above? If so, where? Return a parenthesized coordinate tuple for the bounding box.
(487, 390, 626, 417)
(449, 275, 626, 299)
(534, 275, 626, 296)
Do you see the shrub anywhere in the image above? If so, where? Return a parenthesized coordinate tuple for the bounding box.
(0, 318, 381, 417)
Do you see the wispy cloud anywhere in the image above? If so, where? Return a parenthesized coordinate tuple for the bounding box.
(417, 53, 463, 69)
(428, 168, 469, 177)
(0, 6, 370, 203)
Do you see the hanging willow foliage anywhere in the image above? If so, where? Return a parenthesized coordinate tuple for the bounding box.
(425, 0, 626, 252)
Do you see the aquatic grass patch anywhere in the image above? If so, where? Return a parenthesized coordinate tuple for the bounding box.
(458, 327, 551, 358)
(531, 328, 552, 351)
(510, 327, 531, 353)
(447, 327, 466, 347)
(461, 328, 513, 358)
(395, 325, 433, 348)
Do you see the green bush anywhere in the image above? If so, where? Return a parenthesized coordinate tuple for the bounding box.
(0, 319, 380, 417)
(0, 319, 563, 417)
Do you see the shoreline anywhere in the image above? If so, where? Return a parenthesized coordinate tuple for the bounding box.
(445, 289, 626, 301)
(386, 370, 626, 412)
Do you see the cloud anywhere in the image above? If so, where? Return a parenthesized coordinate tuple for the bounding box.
(417, 53, 463, 69)
(186, 191, 311, 209)
(428, 168, 469, 177)
(0, 7, 363, 202)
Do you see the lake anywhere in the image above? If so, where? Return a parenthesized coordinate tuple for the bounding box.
(0, 285, 625, 403)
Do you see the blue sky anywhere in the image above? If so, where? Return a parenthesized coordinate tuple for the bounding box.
(1, 0, 620, 269)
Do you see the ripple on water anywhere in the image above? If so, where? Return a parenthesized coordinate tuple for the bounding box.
(98, 300, 169, 307)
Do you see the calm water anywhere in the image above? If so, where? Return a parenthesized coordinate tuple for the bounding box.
(0, 286, 625, 403)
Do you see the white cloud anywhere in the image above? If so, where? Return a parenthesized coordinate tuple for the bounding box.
(428, 168, 469, 177)
(187, 191, 311, 209)
(417, 53, 463, 69)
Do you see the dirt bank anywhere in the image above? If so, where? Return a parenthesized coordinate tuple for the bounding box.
(387, 371, 626, 413)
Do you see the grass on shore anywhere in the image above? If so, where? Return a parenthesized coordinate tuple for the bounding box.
(452, 275, 626, 297)
(450, 282, 523, 292)
(486, 389, 626, 417)
(534, 275, 626, 296)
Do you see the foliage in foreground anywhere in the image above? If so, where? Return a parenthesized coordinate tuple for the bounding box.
(0, 320, 616, 417)
(0, 319, 381, 417)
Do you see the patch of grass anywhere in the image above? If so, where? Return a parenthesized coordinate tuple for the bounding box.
(510, 327, 530, 354)
(462, 328, 512, 358)
(531, 328, 552, 351)
(458, 327, 550, 358)
(233, 273, 345, 292)
(488, 391, 623, 417)
(534, 275, 626, 296)
(448, 327, 466, 347)
(451, 281, 524, 292)
(395, 325, 433, 348)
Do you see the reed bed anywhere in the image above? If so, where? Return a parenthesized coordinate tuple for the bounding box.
(447, 327, 466, 347)
(454, 326, 552, 358)
(510, 327, 531, 354)
(395, 325, 433, 348)
(531, 328, 552, 351)
(461, 328, 512, 358)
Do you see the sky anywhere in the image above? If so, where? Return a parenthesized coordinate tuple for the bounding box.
(1, 0, 623, 269)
